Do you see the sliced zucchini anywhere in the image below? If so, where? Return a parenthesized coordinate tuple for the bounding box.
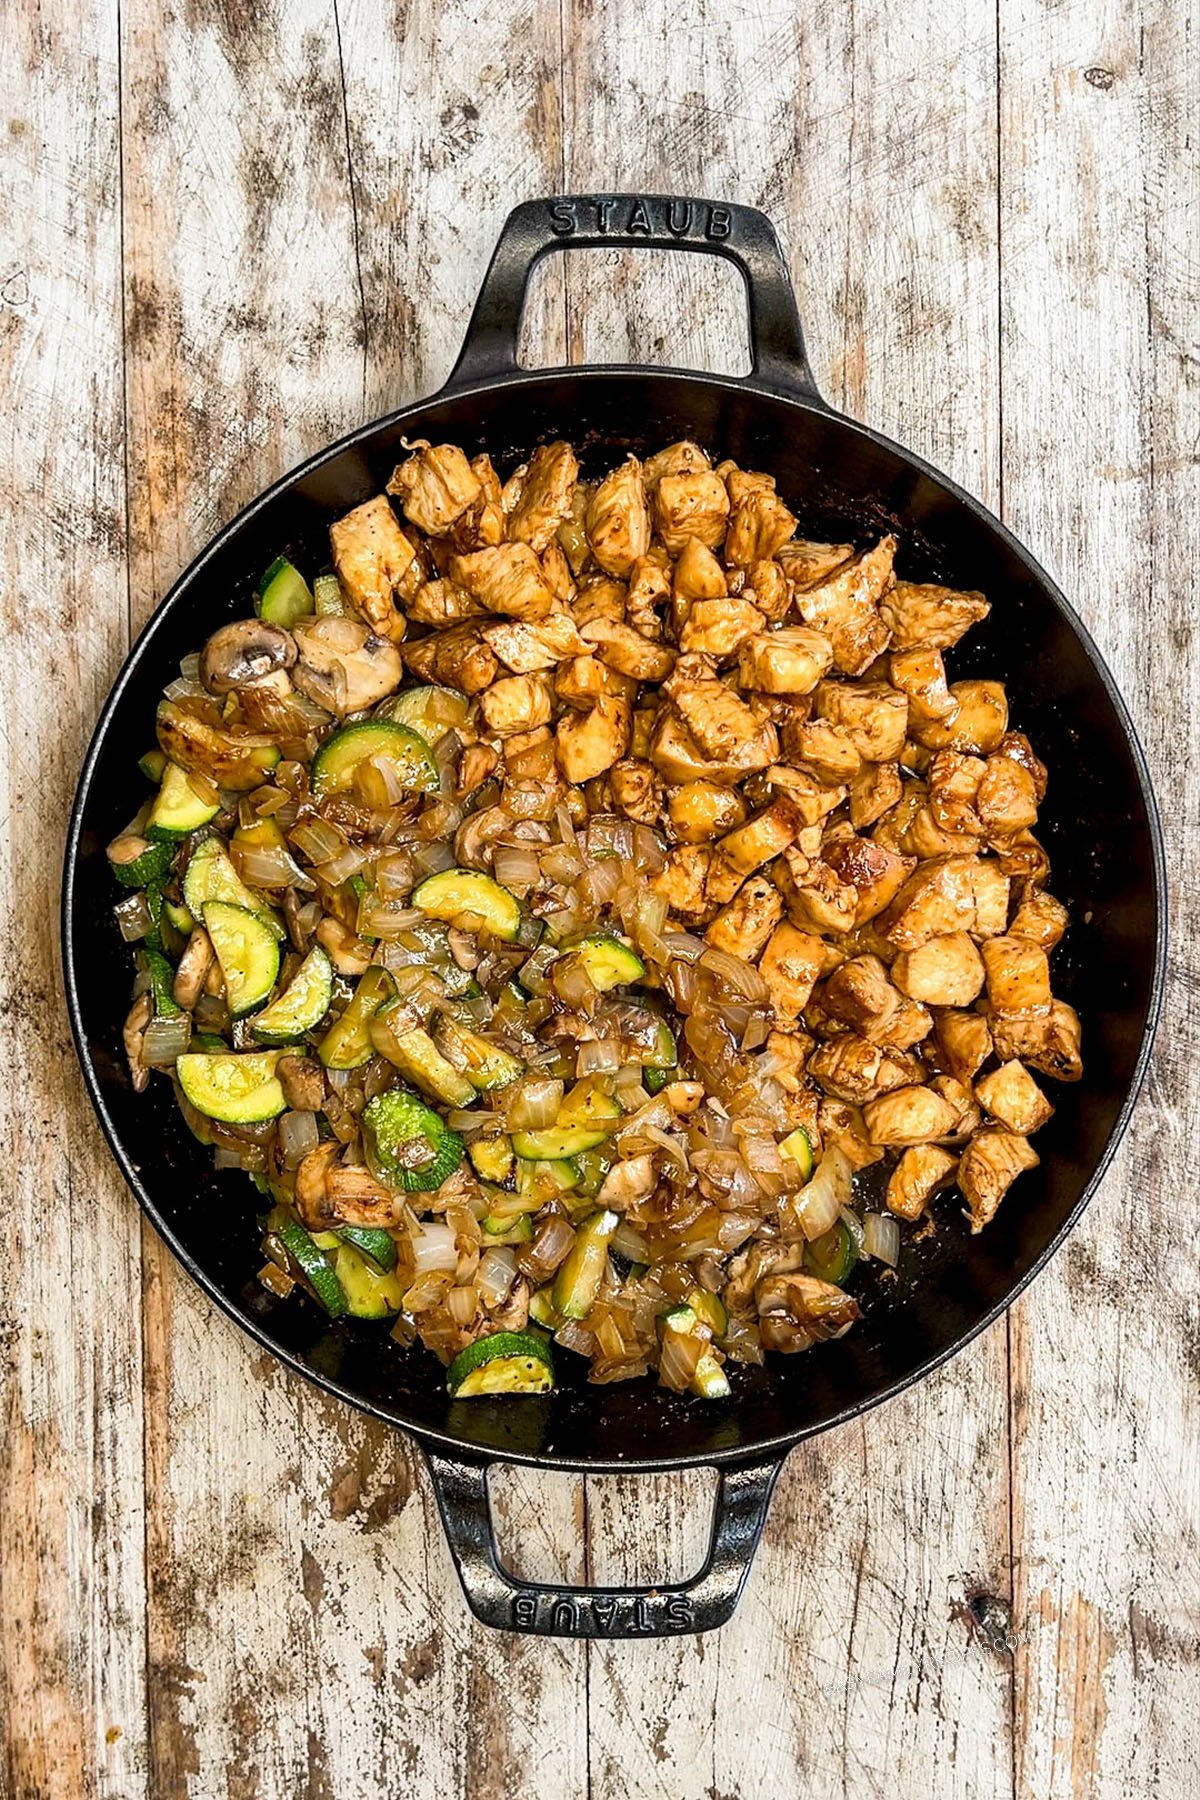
(139, 748, 167, 783)
(332, 1241, 406, 1318)
(643, 1067, 674, 1095)
(687, 1288, 728, 1337)
(164, 898, 195, 936)
(183, 838, 284, 940)
(551, 1209, 618, 1319)
(313, 572, 346, 617)
(644, 1020, 678, 1069)
(362, 1088, 464, 1193)
(528, 1286, 563, 1331)
(481, 1213, 534, 1244)
(556, 1080, 624, 1131)
(511, 1125, 609, 1160)
(411, 869, 522, 942)
(467, 1135, 515, 1183)
(431, 1013, 524, 1092)
(146, 762, 221, 840)
(447, 1331, 554, 1397)
(256, 555, 313, 627)
(336, 1225, 398, 1274)
(273, 1213, 347, 1317)
(376, 1023, 476, 1108)
(177, 1051, 285, 1123)
(573, 1147, 613, 1198)
(804, 1219, 858, 1286)
(191, 1030, 229, 1053)
(203, 901, 281, 1018)
(780, 1126, 815, 1181)
(658, 1304, 731, 1399)
(573, 932, 646, 992)
(380, 684, 470, 745)
(517, 1157, 580, 1201)
(142, 948, 181, 1018)
(311, 719, 438, 798)
(250, 945, 333, 1044)
(108, 833, 175, 889)
(317, 967, 392, 1070)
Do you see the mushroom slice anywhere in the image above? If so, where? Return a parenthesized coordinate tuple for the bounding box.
(291, 616, 403, 717)
(199, 620, 297, 695)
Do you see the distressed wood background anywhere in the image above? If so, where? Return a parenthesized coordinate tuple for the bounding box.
(2, 0, 1197, 1793)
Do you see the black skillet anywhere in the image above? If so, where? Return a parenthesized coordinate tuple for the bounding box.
(63, 196, 1166, 1638)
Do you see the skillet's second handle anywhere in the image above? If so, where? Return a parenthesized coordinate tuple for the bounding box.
(424, 1448, 785, 1637)
(443, 194, 823, 402)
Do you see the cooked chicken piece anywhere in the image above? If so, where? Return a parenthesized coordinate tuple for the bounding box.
(817, 1097, 884, 1169)
(958, 1128, 1039, 1231)
(783, 717, 863, 784)
(482, 613, 588, 673)
(388, 443, 482, 536)
(897, 801, 983, 859)
(756, 1274, 860, 1350)
(402, 622, 498, 694)
(862, 1084, 959, 1146)
(928, 751, 985, 833)
(503, 726, 557, 781)
(879, 580, 990, 649)
(572, 576, 627, 627)
(763, 765, 848, 825)
(555, 684, 634, 783)
(765, 1027, 816, 1096)
(609, 757, 662, 824)
(867, 995, 932, 1050)
(933, 1007, 993, 1082)
(719, 463, 776, 505)
(653, 469, 730, 553)
(407, 578, 489, 627)
(745, 559, 791, 622)
(586, 457, 651, 576)
(776, 540, 854, 587)
(555, 654, 610, 706)
(626, 549, 671, 639)
(277, 1054, 326, 1114)
(989, 998, 1082, 1082)
(679, 596, 766, 658)
(975, 1060, 1053, 1134)
(506, 441, 579, 551)
(976, 753, 1040, 836)
(812, 680, 909, 762)
(929, 1074, 981, 1139)
(450, 543, 555, 621)
(971, 861, 1012, 937)
(823, 836, 915, 925)
(882, 854, 990, 948)
(706, 797, 802, 902)
(650, 845, 716, 921)
(330, 495, 421, 640)
(1008, 887, 1068, 949)
(579, 617, 676, 680)
(670, 680, 779, 773)
(596, 1152, 657, 1212)
(672, 537, 728, 609)
(784, 858, 859, 936)
(642, 439, 712, 486)
(738, 626, 834, 695)
(888, 645, 959, 723)
(540, 541, 577, 603)
(724, 1239, 806, 1318)
(291, 616, 404, 716)
(910, 680, 1009, 754)
(793, 536, 895, 675)
(980, 935, 1052, 1015)
(870, 780, 930, 853)
(822, 955, 899, 1034)
(992, 829, 1051, 887)
(704, 874, 783, 959)
(662, 780, 741, 846)
(456, 741, 500, 799)
(993, 730, 1048, 801)
(758, 922, 826, 1020)
(886, 1143, 958, 1221)
(478, 673, 554, 738)
(725, 489, 798, 566)
(554, 481, 593, 575)
(892, 931, 985, 1007)
(808, 1036, 920, 1105)
(849, 761, 902, 830)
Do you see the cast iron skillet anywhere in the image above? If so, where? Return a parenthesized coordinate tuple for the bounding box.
(63, 196, 1166, 1638)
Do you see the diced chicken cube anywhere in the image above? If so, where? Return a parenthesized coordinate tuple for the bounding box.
(818, 1098, 885, 1170)
(783, 718, 862, 783)
(506, 441, 580, 551)
(862, 1084, 959, 1146)
(989, 999, 1082, 1082)
(975, 1060, 1054, 1134)
(745, 559, 791, 622)
(671, 681, 779, 771)
(478, 673, 554, 738)
(777, 539, 854, 586)
(626, 550, 672, 638)
(680, 597, 766, 658)
(882, 855, 987, 948)
(330, 495, 421, 640)
(793, 536, 895, 674)
(958, 1128, 1039, 1230)
(706, 797, 802, 903)
(822, 955, 899, 1034)
(609, 758, 662, 824)
(867, 995, 932, 1050)
(388, 443, 482, 536)
(402, 623, 498, 694)
(738, 626, 833, 695)
(886, 1144, 958, 1220)
(993, 731, 1048, 800)
(758, 922, 826, 1020)
(808, 1037, 921, 1105)
(672, 537, 728, 606)
(879, 580, 990, 649)
(404, 579, 486, 627)
(725, 489, 798, 566)
(930, 1074, 981, 1138)
(823, 837, 916, 925)
(555, 690, 633, 782)
(910, 680, 1009, 753)
(668, 779, 747, 843)
(653, 469, 730, 553)
(892, 932, 985, 1006)
(970, 860, 1012, 938)
(784, 859, 859, 935)
(450, 543, 556, 620)
(933, 1008, 993, 1083)
(704, 874, 783, 959)
(650, 845, 715, 922)
(642, 440, 712, 486)
(764, 765, 848, 825)
(540, 541, 577, 603)
(586, 457, 652, 576)
(1008, 888, 1069, 949)
(888, 646, 959, 723)
(928, 751, 985, 833)
(976, 753, 1040, 835)
(813, 680, 909, 761)
(980, 935, 1052, 1015)
(572, 576, 627, 627)
(483, 613, 588, 672)
(849, 761, 902, 829)
(579, 617, 676, 680)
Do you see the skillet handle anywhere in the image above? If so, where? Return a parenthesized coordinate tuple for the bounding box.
(423, 1447, 785, 1637)
(442, 194, 823, 402)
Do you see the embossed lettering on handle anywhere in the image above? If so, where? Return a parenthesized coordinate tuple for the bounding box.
(424, 1449, 785, 1638)
(442, 192, 822, 401)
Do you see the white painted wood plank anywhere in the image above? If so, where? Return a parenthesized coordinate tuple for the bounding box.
(0, 4, 149, 1796)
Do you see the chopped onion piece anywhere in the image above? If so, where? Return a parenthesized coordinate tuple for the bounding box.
(507, 1075, 563, 1130)
(410, 1222, 459, 1278)
(278, 1109, 319, 1169)
(142, 1013, 192, 1066)
(792, 1146, 853, 1242)
(476, 1247, 517, 1309)
(862, 1212, 900, 1267)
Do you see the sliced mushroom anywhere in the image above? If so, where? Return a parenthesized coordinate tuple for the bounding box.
(173, 927, 215, 1009)
(199, 620, 297, 695)
(123, 991, 153, 1093)
(291, 616, 403, 716)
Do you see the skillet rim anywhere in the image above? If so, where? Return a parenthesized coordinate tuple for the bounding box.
(61, 363, 1168, 1474)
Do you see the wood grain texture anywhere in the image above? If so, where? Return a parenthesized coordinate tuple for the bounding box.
(3, 0, 1196, 1790)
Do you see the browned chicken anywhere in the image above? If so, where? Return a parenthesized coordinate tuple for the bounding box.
(892, 932, 985, 1007)
(506, 441, 580, 551)
(587, 457, 652, 576)
(704, 874, 782, 959)
(450, 543, 556, 621)
(958, 1129, 1039, 1231)
(792, 536, 895, 674)
(975, 1060, 1054, 1134)
(879, 580, 990, 648)
(330, 495, 421, 640)
(759, 922, 826, 1020)
(886, 1144, 958, 1220)
(388, 443, 482, 536)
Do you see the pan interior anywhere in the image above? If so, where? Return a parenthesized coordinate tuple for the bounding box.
(64, 370, 1163, 1469)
